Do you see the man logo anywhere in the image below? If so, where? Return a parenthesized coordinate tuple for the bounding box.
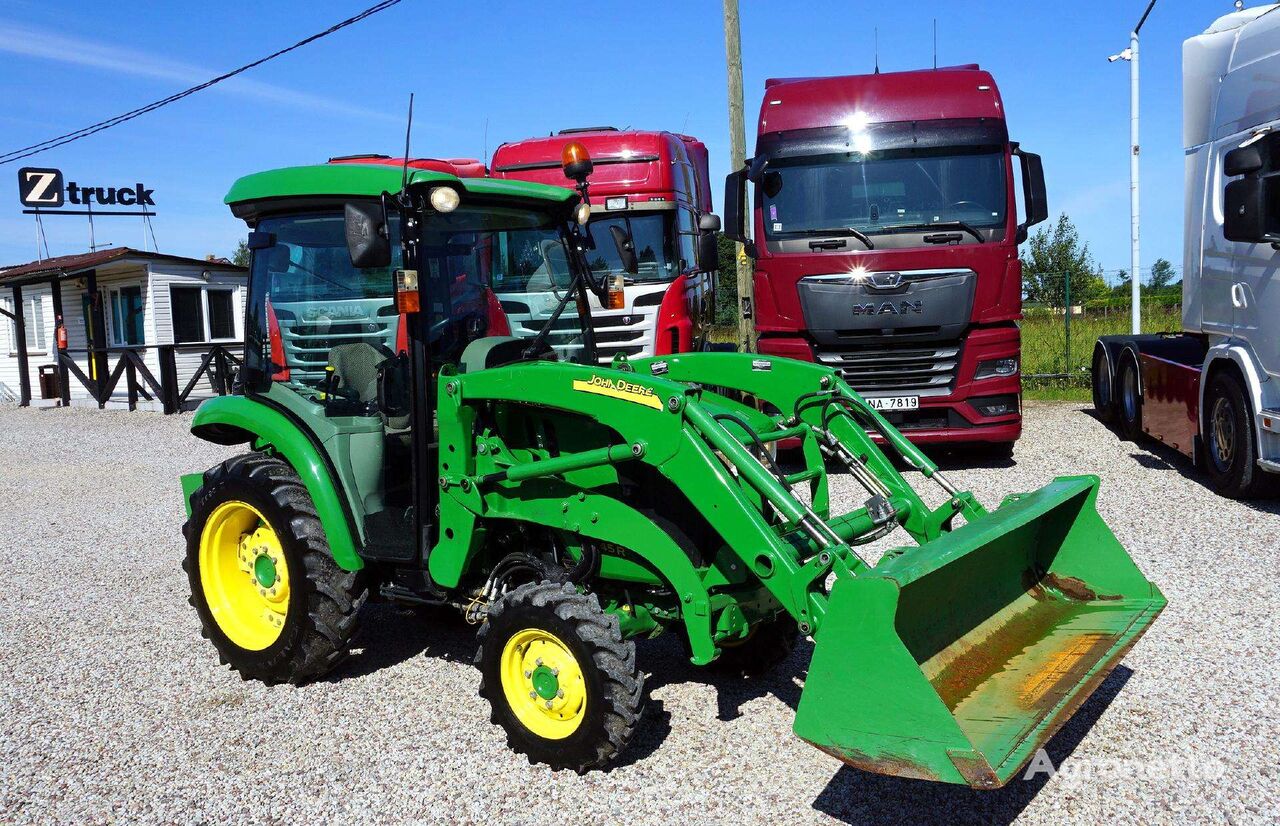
(852, 301, 924, 316)
(18, 167, 64, 208)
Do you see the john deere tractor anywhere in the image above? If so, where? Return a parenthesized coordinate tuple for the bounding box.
(182, 146, 1164, 785)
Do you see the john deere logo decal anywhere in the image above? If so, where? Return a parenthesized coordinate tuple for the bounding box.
(572, 375, 663, 409)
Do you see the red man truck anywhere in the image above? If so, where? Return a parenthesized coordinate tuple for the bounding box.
(724, 66, 1048, 455)
(491, 128, 720, 363)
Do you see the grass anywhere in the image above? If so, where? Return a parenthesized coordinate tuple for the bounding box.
(708, 303, 1183, 404)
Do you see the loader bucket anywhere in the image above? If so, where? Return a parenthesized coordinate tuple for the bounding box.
(794, 475, 1165, 788)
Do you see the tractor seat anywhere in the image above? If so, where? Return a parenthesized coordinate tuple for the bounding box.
(328, 342, 388, 403)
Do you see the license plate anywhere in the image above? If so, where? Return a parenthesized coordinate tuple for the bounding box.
(866, 396, 919, 411)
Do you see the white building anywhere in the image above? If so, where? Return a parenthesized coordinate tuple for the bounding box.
(0, 247, 246, 411)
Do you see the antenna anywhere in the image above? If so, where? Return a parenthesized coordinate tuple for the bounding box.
(483, 116, 489, 163)
(400, 92, 415, 196)
(933, 19, 938, 69)
(874, 28, 880, 74)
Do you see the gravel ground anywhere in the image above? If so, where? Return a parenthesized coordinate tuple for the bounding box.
(0, 401, 1277, 825)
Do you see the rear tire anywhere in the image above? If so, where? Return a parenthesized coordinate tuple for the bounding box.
(184, 453, 368, 685)
(1116, 352, 1144, 441)
(709, 614, 799, 676)
(1092, 344, 1117, 423)
(477, 582, 644, 773)
(1203, 371, 1277, 499)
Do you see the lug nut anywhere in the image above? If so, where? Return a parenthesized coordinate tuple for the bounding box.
(524, 670, 531, 679)
(535, 657, 543, 666)
(529, 691, 537, 699)
(545, 700, 553, 709)
(556, 689, 564, 699)
(551, 668, 559, 676)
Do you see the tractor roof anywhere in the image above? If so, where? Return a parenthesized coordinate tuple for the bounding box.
(224, 163, 576, 209)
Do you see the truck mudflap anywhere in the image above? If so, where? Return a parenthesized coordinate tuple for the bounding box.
(793, 475, 1166, 788)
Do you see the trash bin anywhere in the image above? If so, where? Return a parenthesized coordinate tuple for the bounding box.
(38, 364, 59, 400)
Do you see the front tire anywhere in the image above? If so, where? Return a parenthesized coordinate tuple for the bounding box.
(1203, 371, 1276, 499)
(477, 582, 644, 773)
(184, 453, 367, 684)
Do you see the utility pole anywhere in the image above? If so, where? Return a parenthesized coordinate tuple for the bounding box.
(722, 0, 756, 352)
(1110, 0, 1157, 334)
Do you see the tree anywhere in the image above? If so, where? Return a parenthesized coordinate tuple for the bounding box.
(231, 239, 250, 268)
(714, 233, 740, 326)
(1020, 214, 1107, 307)
(1149, 257, 1178, 291)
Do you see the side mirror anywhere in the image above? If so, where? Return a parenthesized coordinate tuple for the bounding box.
(723, 167, 750, 244)
(1225, 145, 1265, 177)
(698, 213, 721, 232)
(1224, 176, 1280, 244)
(697, 232, 718, 272)
(247, 230, 275, 250)
(1014, 147, 1048, 236)
(608, 224, 638, 275)
(345, 202, 390, 269)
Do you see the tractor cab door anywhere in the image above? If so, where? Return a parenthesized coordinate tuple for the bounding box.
(243, 209, 418, 561)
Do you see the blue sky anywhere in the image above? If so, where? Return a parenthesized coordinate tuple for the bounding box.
(0, 0, 1233, 277)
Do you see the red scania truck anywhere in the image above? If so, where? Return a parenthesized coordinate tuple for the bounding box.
(725, 66, 1047, 454)
(491, 128, 719, 363)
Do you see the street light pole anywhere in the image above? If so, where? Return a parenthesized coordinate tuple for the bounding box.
(1111, 1, 1157, 335)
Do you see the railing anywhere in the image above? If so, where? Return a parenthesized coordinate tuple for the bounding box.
(54, 342, 243, 413)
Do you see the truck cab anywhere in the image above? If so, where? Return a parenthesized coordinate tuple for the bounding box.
(726, 67, 1046, 452)
(492, 128, 719, 362)
(1094, 4, 1280, 498)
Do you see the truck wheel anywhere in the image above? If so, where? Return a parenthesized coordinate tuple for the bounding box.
(1116, 352, 1144, 441)
(709, 614, 799, 675)
(476, 582, 644, 773)
(1092, 344, 1116, 423)
(184, 453, 368, 685)
(1203, 371, 1277, 499)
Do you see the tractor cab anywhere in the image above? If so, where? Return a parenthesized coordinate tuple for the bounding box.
(223, 155, 601, 563)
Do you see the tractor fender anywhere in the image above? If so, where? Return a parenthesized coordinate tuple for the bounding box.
(434, 478, 718, 665)
(190, 395, 363, 571)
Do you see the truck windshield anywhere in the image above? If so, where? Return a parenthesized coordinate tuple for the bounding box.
(585, 212, 676, 282)
(762, 148, 1007, 241)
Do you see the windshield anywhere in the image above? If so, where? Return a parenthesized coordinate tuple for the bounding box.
(245, 203, 592, 391)
(582, 212, 676, 283)
(762, 148, 1007, 240)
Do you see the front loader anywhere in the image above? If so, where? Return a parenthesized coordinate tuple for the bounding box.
(182, 146, 1164, 785)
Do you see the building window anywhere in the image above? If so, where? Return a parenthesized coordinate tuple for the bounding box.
(109, 285, 145, 346)
(3, 294, 47, 354)
(171, 285, 237, 343)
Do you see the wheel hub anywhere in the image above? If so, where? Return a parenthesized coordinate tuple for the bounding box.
(1211, 397, 1236, 468)
(198, 501, 290, 651)
(500, 629, 586, 739)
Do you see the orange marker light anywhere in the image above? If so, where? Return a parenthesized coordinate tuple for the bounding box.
(606, 273, 626, 310)
(561, 141, 593, 182)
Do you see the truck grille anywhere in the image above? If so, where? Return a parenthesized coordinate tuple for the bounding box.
(515, 312, 654, 364)
(816, 342, 961, 393)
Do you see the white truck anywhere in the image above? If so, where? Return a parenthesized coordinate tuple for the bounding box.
(1093, 3, 1280, 498)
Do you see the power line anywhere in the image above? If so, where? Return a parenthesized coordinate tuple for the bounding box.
(0, 0, 404, 165)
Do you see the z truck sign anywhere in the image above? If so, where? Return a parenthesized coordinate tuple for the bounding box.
(18, 167, 156, 215)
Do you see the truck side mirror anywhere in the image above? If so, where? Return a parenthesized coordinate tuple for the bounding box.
(723, 167, 750, 245)
(1224, 176, 1280, 244)
(697, 232, 718, 272)
(345, 202, 391, 269)
(1014, 147, 1048, 240)
(608, 224, 638, 275)
(698, 213, 721, 232)
(1225, 145, 1265, 177)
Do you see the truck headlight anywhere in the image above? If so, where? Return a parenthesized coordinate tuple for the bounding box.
(975, 357, 1019, 380)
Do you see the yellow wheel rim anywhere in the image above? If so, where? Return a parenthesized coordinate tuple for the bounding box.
(198, 500, 290, 651)
(500, 628, 587, 740)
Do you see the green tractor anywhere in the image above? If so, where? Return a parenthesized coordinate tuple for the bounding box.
(182, 147, 1165, 785)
